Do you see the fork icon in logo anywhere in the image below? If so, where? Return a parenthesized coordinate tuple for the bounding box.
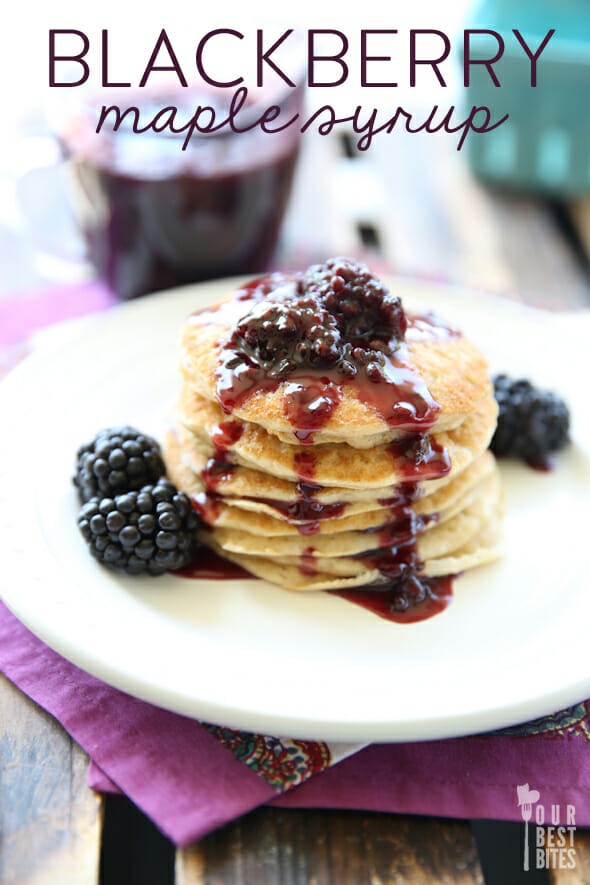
(517, 784, 541, 870)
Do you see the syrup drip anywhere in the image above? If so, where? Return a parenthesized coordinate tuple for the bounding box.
(526, 457, 553, 472)
(254, 476, 346, 534)
(256, 496, 347, 524)
(296, 521, 320, 536)
(388, 434, 451, 481)
(294, 451, 317, 482)
(329, 576, 454, 623)
(378, 483, 422, 508)
(211, 420, 244, 449)
(175, 548, 253, 580)
(200, 420, 244, 492)
(372, 513, 427, 549)
(283, 380, 340, 444)
(354, 541, 423, 583)
(298, 480, 322, 497)
(201, 456, 234, 492)
(191, 491, 220, 523)
(192, 487, 346, 535)
(347, 478, 442, 610)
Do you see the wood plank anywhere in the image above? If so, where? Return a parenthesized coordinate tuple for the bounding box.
(325, 129, 590, 309)
(370, 131, 514, 296)
(484, 196, 590, 310)
(176, 808, 484, 885)
(547, 828, 590, 884)
(568, 198, 590, 264)
(0, 674, 103, 885)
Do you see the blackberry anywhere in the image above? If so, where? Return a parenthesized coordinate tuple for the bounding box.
(233, 300, 343, 374)
(77, 479, 198, 575)
(490, 375, 570, 466)
(304, 257, 407, 343)
(74, 426, 166, 502)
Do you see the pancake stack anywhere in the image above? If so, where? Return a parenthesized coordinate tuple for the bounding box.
(166, 260, 503, 608)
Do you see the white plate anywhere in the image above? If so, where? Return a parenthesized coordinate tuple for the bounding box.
(2, 278, 590, 742)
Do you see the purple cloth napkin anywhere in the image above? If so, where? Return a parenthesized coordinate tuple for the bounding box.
(0, 281, 116, 348)
(1, 600, 590, 846)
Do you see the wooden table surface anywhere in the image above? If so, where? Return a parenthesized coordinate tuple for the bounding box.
(1, 127, 590, 884)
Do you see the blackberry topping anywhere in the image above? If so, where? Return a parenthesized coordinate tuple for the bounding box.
(304, 257, 407, 342)
(215, 260, 440, 438)
(234, 300, 343, 376)
(226, 259, 406, 380)
(490, 374, 570, 466)
(74, 426, 166, 502)
(77, 479, 198, 575)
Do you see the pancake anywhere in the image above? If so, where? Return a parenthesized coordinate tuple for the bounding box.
(167, 427, 412, 505)
(169, 430, 495, 512)
(180, 299, 492, 447)
(177, 386, 497, 489)
(197, 485, 504, 592)
(166, 431, 496, 536)
(171, 464, 491, 537)
(201, 471, 501, 560)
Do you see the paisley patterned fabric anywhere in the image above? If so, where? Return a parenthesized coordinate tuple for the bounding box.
(490, 701, 590, 741)
(203, 726, 332, 789)
(207, 701, 590, 792)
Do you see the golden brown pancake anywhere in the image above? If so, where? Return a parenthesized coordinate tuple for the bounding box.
(196, 481, 504, 592)
(169, 427, 495, 509)
(176, 387, 497, 489)
(200, 471, 501, 560)
(180, 303, 492, 447)
(166, 431, 496, 537)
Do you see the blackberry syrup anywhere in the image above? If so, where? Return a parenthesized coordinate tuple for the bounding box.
(191, 419, 243, 521)
(176, 548, 253, 580)
(329, 576, 454, 624)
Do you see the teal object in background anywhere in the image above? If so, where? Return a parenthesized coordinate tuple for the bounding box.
(463, 0, 590, 195)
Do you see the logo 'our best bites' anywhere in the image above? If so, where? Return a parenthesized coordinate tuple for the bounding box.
(48, 27, 554, 152)
(518, 783, 577, 871)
